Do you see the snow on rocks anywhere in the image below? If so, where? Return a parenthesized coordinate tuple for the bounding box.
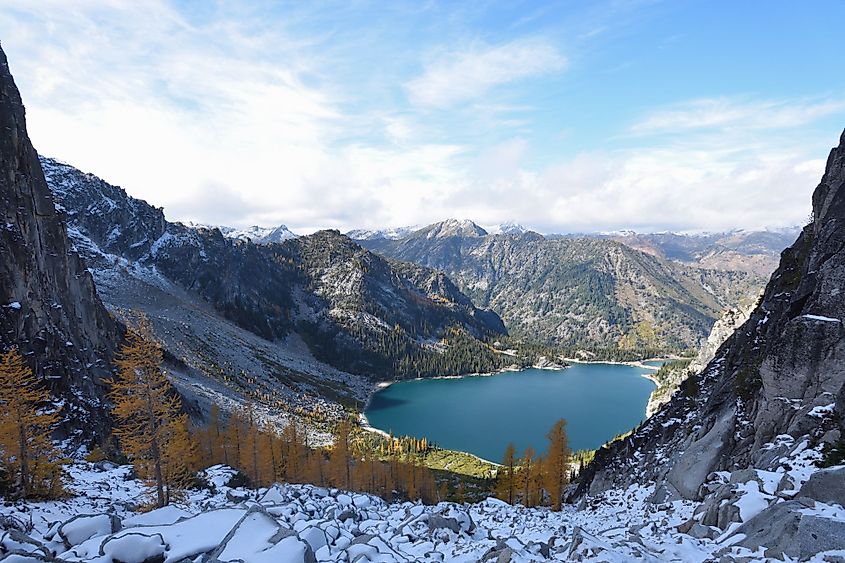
(808, 402, 836, 418)
(1, 459, 844, 562)
(55, 514, 119, 548)
(121, 505, 191, 527)
(99, 533, 167, 563)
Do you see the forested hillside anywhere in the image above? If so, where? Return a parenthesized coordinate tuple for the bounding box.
(359, 223, 764, 354)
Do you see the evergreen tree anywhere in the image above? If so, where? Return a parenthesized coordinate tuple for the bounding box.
(0, 348, 63, 498)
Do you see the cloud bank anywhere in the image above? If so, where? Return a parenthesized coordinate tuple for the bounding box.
(1, 1, 841, 235)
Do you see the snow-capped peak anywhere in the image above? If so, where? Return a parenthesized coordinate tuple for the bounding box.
(346, 225, 422, 240)
(422, 219, 488, 239)
(189, 223, 298, 244)
(485, 221, 528, 235)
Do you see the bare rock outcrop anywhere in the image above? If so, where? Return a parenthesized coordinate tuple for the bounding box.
(577, 129, 845, 502)
(646, 300, 758, 416)
(0, 43, 121, 437)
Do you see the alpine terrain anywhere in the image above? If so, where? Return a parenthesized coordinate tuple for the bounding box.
(0, 47, 122, 439)
(0, 24, 843, 563)
(357, 221, 767, 355)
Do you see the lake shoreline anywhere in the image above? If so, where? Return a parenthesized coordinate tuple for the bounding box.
(357, 412, 503, 468)
(361, 362, 568, 415)
(361, 359, 665, 462)
(359, 362, 569, 462)
(561, 357, 674, 389)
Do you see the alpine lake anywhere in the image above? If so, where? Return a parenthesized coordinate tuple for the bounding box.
(364, 363, 658, 462)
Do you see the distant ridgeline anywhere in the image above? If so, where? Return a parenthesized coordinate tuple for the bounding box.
(356, 221, 772, 357)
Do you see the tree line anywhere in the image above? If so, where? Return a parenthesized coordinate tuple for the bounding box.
(494, 419, 572, 511)
(0, 319, 441, 507)
(0, 317, 574, 510)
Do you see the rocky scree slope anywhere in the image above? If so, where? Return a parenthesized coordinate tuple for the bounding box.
(575, 130, 845, 558)
(41, 158, 505, 380)
(43, 156, 371, 426)
(360, 224, 761, 351)
(646, 300, 758, 417)
(3, 455, 843, 561)
(0, 45, 121, 438)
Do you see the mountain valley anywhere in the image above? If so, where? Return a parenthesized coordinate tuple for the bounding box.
(0, 26, 843, 563)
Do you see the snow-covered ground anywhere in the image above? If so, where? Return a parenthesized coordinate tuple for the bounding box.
(2, 456, 843, 562)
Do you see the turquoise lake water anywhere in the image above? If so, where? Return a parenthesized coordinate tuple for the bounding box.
(364, 364, 656, 462)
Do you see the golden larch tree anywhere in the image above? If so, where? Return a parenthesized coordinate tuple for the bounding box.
(495, 442, 517, 504)
(243, 403, 261, 487)
(329, 418, 353, 489)
(520, 446, 537, 508)
(110, 321, 194, 508)
(0, 348, 63, 498)
(205, 404, 225, 466)
(544, 419, 571, 511)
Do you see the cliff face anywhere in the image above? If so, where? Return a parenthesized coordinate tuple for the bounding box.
(578, 130, 845, 503)
(0, 45, 121, 435)
(646, 300, 758, 417)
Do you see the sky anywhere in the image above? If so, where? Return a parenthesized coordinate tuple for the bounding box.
(2, 0, 844, 234)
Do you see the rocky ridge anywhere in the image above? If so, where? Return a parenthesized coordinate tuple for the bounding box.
(40, 158, 505, 381)
(189, 222, 299, 244)
(646, 300, 758, 416)
(597, 229, 801, 277)
(576, 129, 845, 558)
(0, 45, 121, 438)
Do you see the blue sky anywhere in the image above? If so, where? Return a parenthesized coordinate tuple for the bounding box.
(2, 0, 844, 233)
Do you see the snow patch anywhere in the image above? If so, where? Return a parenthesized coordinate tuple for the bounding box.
(800, 314, 841, 323)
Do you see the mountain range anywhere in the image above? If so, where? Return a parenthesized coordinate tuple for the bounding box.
(355, 221, 770, 353)
(350, 220, 795, 276)
(41, 157, 507, 390)
(189, 222, 299, 245)
(590, 228, 801, 276)
(1, 41, 844, 560)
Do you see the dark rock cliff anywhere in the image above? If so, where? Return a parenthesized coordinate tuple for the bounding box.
(577, 129, 845, 502)
(0, 44, 121, 436)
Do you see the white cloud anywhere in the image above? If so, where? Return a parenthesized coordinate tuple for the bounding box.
(0, 1, 469, 233)
(631, 97, 845, 134)
(0, 2, 836, 236)
(405, 39, 566, 109)
(415, 122, 831, 235)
